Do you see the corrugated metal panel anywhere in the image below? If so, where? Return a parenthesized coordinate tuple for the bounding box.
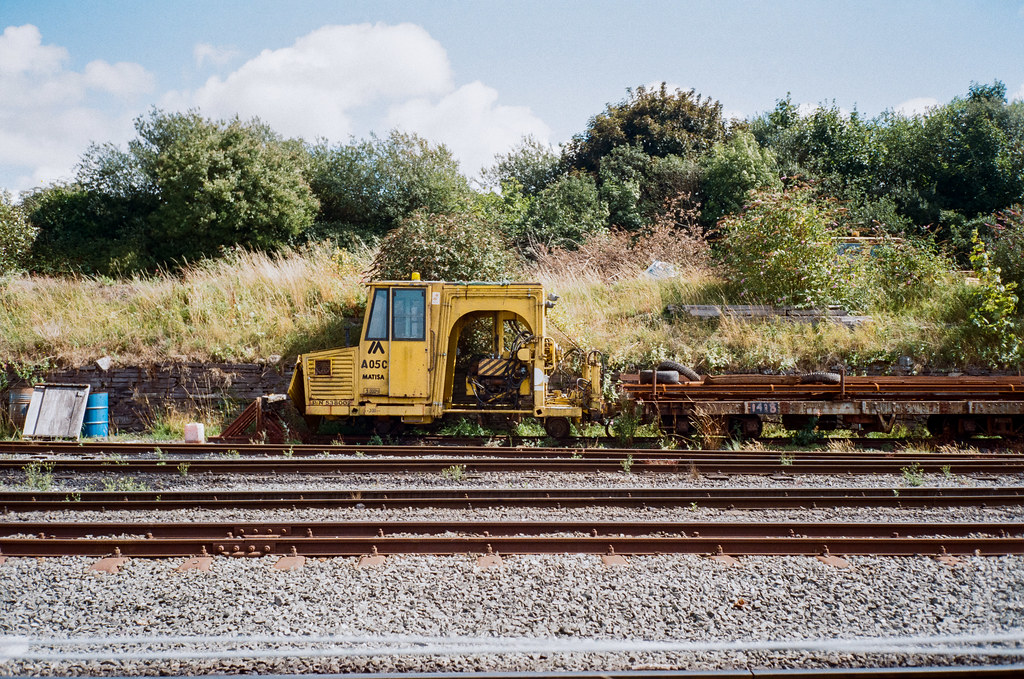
(308, 355, 355, 400)
(23, 383, 91, 439)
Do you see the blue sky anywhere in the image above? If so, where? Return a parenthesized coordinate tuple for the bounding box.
(2, 0, 1023, 192)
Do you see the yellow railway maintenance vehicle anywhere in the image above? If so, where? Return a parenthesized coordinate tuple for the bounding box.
(287, 276, 604, 438)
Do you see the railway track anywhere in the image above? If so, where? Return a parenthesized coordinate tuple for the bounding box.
(3, 442, 1024, 475)
(2, 519, 1021, 557)
(3, 486, 1023, 512)
(2, 454, 1022, 475)
(3, 438, 1021, 457)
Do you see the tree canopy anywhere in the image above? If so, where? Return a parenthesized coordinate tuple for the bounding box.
(2, 80, 1022, 281)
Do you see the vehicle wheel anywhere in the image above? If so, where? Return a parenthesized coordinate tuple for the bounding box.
(657, 361, 700, 381)
(544, 416, 572, 439)
(728, 415, 763, 440)
(800, 371, 841, 385)
(639, 369, 681, 384)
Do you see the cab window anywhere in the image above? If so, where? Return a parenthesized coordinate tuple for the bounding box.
(392, 288, 426, 340)
(365, 288, 389, 340)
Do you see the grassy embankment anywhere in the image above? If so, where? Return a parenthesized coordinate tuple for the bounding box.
(0, 243, 1010, 376)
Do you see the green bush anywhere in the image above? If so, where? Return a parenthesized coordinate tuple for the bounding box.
(868, 237, 953, 311)
(964, 231, 1020, 364)
(0, 191, 37, 274)
(368, 209, 521, 282)
(521, 172, 608, 250)
(718, 185, 858, 308)
(700, 130, 780, 224)
(987, 205, 1024, 297)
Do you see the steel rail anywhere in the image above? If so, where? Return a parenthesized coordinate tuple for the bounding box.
(2, 486, 1022, 512)
(7, 519, 1020, 539)
(3, 441, 1021, 458)
(1, 519, 1021, 557)
(80, 668, 1024, 678)
(2, 456, 1023, 475)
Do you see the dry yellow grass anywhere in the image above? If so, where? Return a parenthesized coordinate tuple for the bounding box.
(0, 244, 994, 373)
(537, 268, 977, 373)
(0, 243, 370, 367)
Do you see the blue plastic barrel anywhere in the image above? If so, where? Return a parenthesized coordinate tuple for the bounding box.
(8, 388, 33, 428)
(82, 392, 109, 437)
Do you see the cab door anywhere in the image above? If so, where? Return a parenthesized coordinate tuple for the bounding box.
(388, 287, 431, 398)
(359, 287, 390, 396)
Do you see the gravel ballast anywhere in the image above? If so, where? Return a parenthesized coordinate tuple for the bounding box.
(2, 552, 1023, 675)
(2, 465, 1022, 675)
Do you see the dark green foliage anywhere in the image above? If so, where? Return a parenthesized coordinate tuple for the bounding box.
(0, 191, 37, 274)
(596, 145, 699, 231)
(134, 110, 317, 262)
(481, 135, 561, 196)
(520, 172, 609, 250)
(753, 82, 1024, 261)
(700, 130, 780, 223)
(24, 182, 155, 274)
(307, 131, 472, 243)
(26, 109, 318, 273)
(566, 83, 726, 173)
(480, 172, 609, 253)
(368, 210, 520, 282)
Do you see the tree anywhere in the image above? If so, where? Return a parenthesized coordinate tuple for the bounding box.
(566, 83, 726, 173)
(481, 135, 562, 196)
(133, 110, 318, 262)
(30, 109, 319, 272)
(700, 131, 780, 223)
(24, 182, 154, 274)
(307, 131, 472, 242)
(519, 172, 609, 250)
(923, 82, 1021, 220)
(0, 191, 36, 274)
(368, 210, 519, 281)
(596, 145, 698, 231)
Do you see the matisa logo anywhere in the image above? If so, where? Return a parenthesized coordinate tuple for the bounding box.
(368, 341, 385, 355)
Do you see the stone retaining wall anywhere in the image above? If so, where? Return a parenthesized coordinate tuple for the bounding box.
(4, 363, 290, 432)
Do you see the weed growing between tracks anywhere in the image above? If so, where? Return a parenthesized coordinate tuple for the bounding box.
(102, 477, 150, 492)
(22, 461, 54, 490)
(441, 464, 467, 482)
(901, 462, 925, 487)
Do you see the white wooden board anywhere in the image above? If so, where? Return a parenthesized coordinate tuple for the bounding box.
(23, 384, 91, 439)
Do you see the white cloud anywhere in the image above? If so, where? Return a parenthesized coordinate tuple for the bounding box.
(1, 22, 550, 191)
(895, 97, 939, 116)
(1012, 82, 1024, 103)
(0, 24, 66, 75)
(386, 82, 551, 174)
(0, 24, 154, 192)
(167, 23, 455, 140)
(168, 23, 549, 175)
(193, 42, 240, 69)
(83, 60, 155, 98)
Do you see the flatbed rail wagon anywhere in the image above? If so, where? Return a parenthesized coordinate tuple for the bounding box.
(620, 373, 1024, 439)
